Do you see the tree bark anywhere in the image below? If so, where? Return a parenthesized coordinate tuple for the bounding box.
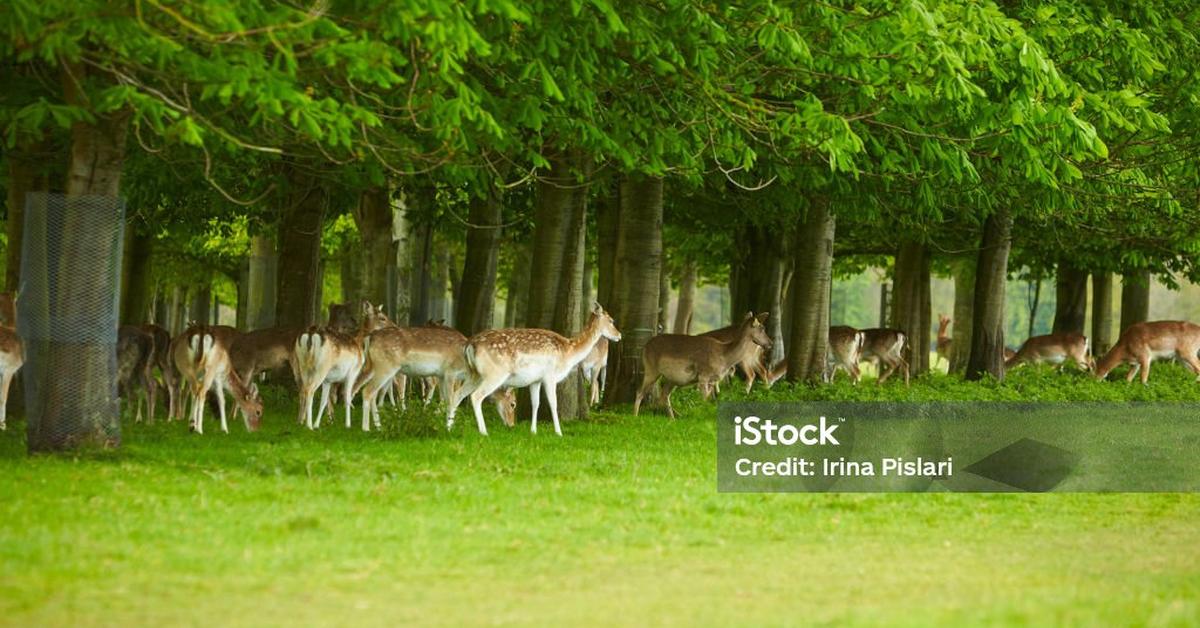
(948, 257, 975, 373)
(247, 235, 278, 330)
(5, 149, 38, 292)
(503, 242, 530, 327)
(275, 165, 326, 329)
(657, 254, 671, 334)
(891, 242, 932, 376)
(455, 191, 502, 335)
(673, 260, 697, 334)
(606, 175, 663, 404)
(1052, 262, 1088, 335)
(236, 265, 249, 330)
(407, 220, 434, 326)
(785, 203, 835, 383)
(1091, 272, 1113, 354)
(966, 208, 1012, 381)
(595, 182, 620, 309)
(1120, 270, 1151, 333)
(352, 186, 393, 309)
(120, 229, 153, 324)
(190, 284, 211, 326)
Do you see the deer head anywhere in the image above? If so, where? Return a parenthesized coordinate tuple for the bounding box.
(359, 301, 392, 333)
(495, 388, 517, 427)
(592, 303, 622, 342)
(240, 382, 264, 432)
(743, 311, 772, 349)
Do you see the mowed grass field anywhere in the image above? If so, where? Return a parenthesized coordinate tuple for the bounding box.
(1, 368, 1199, 627)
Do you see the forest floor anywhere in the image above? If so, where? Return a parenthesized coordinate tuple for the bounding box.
(1, 366, 1198, 627)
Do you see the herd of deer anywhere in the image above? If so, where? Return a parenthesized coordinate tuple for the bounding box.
(0, 292, 1199, 435)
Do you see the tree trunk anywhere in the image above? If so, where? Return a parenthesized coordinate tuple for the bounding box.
(1026, 278, 1042, 339)
(247, 235, 278, 330)
(581, 250, 594, 329)
(169, 286, 185, 333)
(429, 247, 450, 323)
(1091, 272, 1114, 354)
(948, 257, 975, 373)
(455, 191, 502, 335)
(504, 242, 530, 327)
(25, 63, 130, 451)
(352, 186, 393, 309)
(5, 150, 37, 292)
(595, 182, 620, 309)
(275, 166, 326, 328)
(891, 242, 931, 376)
(786, 204, 835, 383)
(1053, 262, 1088, 335)
(658, 254, 671, 334)
(606, 175, 663, 404)
(339, 237, 361, 304)
(236, 264, 249, 330)
(407, 220, 434, 326)
(673, 260, 697, 334)
(190, 285, 211, 327)
(1120, 270, 1151, 333)
(120, 229, 153, 324)
(966, 208, 1012, 381)
(153, 286, 168, 328)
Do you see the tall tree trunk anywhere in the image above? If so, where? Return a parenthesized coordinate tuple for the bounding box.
(236, 265, 249, 330)
(169, 286, 185, 333)
(455, 191, 502, 335)
(1120, 270, 1151, 333)
(504, 242, 530, 327)
(595, 182, 620, 309)
(5, 149, 38, 292)
(407, 220, 434, 326)
(339, 238, 360, 304)
(120, 229, 153, 324)
(190, 285, 211, 326)
(948, 257, 975, 373)
(891, 242, 931, 376)
(247, 235, 277, 330)
(429, 247, 450, 323)
(1091, 272, 1114, 354)
(785, 205, 835, 382)
(275, 165, 326, 329)
(1053, 262, 1088, 335)
(606, 175, 663, 404)
(153, 285, 168, 328)
(878, 283, 891, 327)
(966, 208, 1012, 381)
(1026, 278, 1042, 339)
(581, 251, 594, 329)
(25, 62, 130, 451)
(353, 186, 393, 309)
(657, 254, 671, 334)
(673, 260, 697, 334)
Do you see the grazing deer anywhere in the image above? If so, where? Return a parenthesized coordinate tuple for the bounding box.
(1094, 321, 1200, 384)
(1006, 333, 1093, 372)
(701, 312, 771, 392)
(860, 328, 910, 385)
(825, 326, 866, 384)
(634, 312, 771, 419)
(230, 326, 302, 384)
(141, 324, 178, 421)
(455, 303, 621, 436)
(117, 325, 157, 422)
(580, 337, 609, 405)
(172, 325, 263, 434)
(293, 303, 393, 430)
(0, 293, 22, 431)
(936, 314, 952, 367)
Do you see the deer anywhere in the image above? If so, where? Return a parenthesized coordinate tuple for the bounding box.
(860, 328, 910, 385)
(171, 325, 263, 434)
(454, 302, 622, 436)
(580, 337, 609, 405)
(0, 293, 23, 431)
(293, 303, 393, 430)
(141, 324, 178, 421)
(700, 312, 771, 392)
(1006, 332, 1093, 372)
(634, 311, 771, 419)
(935, 314, 953, 368)
(1094, 321, 1200, 384)
(117, 325, 157, 422)
(230, 326, 303, 385)
(825, 325, 866, 384)
(359, 316, 521, 432)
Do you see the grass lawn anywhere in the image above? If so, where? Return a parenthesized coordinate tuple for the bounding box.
(0, 371, 1198, 627)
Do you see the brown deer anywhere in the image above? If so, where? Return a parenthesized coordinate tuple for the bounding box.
(357, 319, 516, 432)
(1006, 333, 1093, 372)
(117, 325, 157, 422)
(0, 293, 22, 430)
(580, 337, 609, 405)
(455, 303, 621, 436)
(172, 325, 263, 434)
(935, 314, 952, 368)
(141, 324, 178, 421)
(701, 312, 771, 392)
(634, 312, 771, 419)
(230, 327, 303, 384)
(294, 302, 394, 430)
(825, 326, 866, 384)
(860, 328, 910, 385)
(1094, 321, 1200, 384)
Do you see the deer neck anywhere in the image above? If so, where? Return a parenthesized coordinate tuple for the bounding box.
(563, 316, 604, 370)
(721, 328, 758, 365)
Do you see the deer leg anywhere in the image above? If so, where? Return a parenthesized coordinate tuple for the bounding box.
(529, 381, 542, 434)
(215, 378, 229, 434)
(589, 368, 600, 405)
(315, 383, 333, 428)
(1125, 362, 1141, 383)
(144, 368, 157, 424)
(633, 370, 658, 416)
(1139, 357, 1152, 385)
(663, 383, 677, 419)
(877, 360, 896, 385)
(544, 378, 562, 436)
(468, 375, 505, 436)
(343, 374, 357, 429)
(360, 373, 381, 432)
(599, 367, 607, 401)
(0, 370, 10, 430)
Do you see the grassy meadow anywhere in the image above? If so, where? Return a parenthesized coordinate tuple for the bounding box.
(0, 366, 1198, 626)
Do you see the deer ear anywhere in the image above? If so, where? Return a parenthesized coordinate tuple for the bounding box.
(592, 302, 603, 314)
(756, 312, 770, 324)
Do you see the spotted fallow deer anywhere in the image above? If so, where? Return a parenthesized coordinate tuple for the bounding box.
(293, 302, 394, 430)
(859, 328, 910, 385)
(935, 314, 953, 367)
(701, 312, 771, 392)
(825, 325, 866, 384)
(1094, 321, 1200, 384)
(1007, 332, 1093, 372)
(118, 325, 157, 422)
(579, 337, 609, 405)
(455, 303, 621, 436)
(141, 324, 177, 421)
(172, 325, 263, 434)
(0, 293, 22, 431)
(634, 312, 772, 419)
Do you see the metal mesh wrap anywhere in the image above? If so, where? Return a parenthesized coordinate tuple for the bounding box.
(18, 193, 125, 452)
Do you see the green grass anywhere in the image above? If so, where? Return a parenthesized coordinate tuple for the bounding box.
(1, 369, 1199, 627)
